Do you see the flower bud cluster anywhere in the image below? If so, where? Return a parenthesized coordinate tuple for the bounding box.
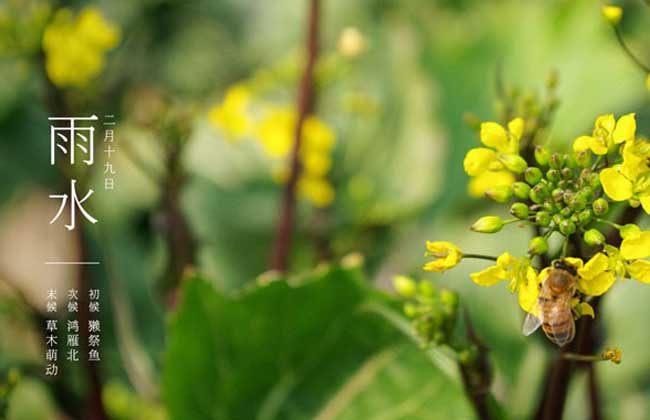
(393, 276, 459, 348)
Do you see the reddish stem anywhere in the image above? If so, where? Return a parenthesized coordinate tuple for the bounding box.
(268, 0, 320, 272)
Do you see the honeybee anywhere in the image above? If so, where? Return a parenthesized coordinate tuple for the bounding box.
(522, 259, 577, 347)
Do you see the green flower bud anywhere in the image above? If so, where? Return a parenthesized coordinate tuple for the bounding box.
(572, 192, 587, 211)
(549, 153, 564, 169)
(404, 302, 419, 318)
(583, 229, 605, 246)
(393, 275, 416, 297)
(529, 186, 544, 204)
(560, 206, 573, 218)
(439, 289, 459, 309)
(512, 182, 531, 199)
(620, 223, 641, 239)
(552, 213, 563, 227)
(592, 198, 609, 216)
(536, 211, 551, 227)
(510, 202, 530, 219)
(528, 236, 549, 255)
(546, 69, 558, 90)
(485, 185, 513, 203)
(562, 191, 576, 207)
(559, 219, 577, 235)
(543, 201, 557, 212)
(577, 209, 593, 225)
(418, 280, 435, 297)
(580, 168, 593, 179)
(458, 346, 478, 366)
(589, 175, 601, 189)
(471, 216, 504, 233)
(551, 188, 564, 202)
(535, 145, 551, 166)
(546, 169, 561, 183)
(561, 167, 573, 179)
(525, 167, 543, 185)
(498, 153, 528, 174)
(580, 186, 594, 202)
(575, 150, 592, 168)
(463, 112, 481, 131)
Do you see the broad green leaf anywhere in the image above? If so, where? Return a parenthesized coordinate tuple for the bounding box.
(162, 267, 475, 420)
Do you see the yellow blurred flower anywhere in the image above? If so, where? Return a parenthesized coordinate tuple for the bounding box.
(257, 106, 295, 157)
(42, 6, 120, 88)
(600, 138, 650, 213)
(470, 253, 538, 312)
(338, 26, 366, 58)
(297, 176, 335, 207)
(208, 84, 253, 141)
(573, 113, 635, 155)
(601, 5, 623, 26)
(423, 241, 462, 272)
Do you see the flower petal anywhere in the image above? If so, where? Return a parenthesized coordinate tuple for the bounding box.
(596, 114, 616, 133)
(518, 272, 540, 314)
(578, 253, 609, 281)
(470, 266, 506, 286)
(480, 122, 508, 150)
(508, 117, 524, 140)
(627, 260, 650, 284)
(600, 166, 634, 201)
(577, 271, 616, 296)
(463, 148, 498, 176)
(576, 302, 595, 318)
(613, 113, 636, 144)
(641, 195, 650, 214)
(573, 135, 607, 155)
(620, 231, 650, 260)
(467, 170, 515, 198)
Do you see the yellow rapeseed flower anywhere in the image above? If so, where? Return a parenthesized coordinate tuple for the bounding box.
(338, 27, 366, 58)
(297, 175, 335, 207)
(42, 7, 120, 88)
(208, 84, 253, 140)
(255, 106, 337, 207)
(423, 241, 462, 272)
(470, 253, 538, 312)
(601, 5, 623, 26)
(257, 106, 295, 157)
(464, 117, 527, 176)
(573, 113, 635, 155)
(620, 229, 650, 260)
(600, 138, 650, 213)
(575, 253, 617, 296)
(627, 260, 650, 283)
(468, 170, 515, 197)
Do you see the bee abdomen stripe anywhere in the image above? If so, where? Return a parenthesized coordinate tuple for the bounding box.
(542, 319, 572, 329)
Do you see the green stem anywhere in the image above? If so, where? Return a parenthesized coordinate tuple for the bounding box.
(561, 238, 569, 257)
(462, 254, 498, 262)
(614, 26, 650, 73)
(594, 217, 622, 230)
(561, 353, 606, 363)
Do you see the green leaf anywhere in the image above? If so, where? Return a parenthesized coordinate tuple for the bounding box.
(162, 267, 475, 420)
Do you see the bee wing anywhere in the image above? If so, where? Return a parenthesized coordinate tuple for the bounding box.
(522, 312, 542, 336)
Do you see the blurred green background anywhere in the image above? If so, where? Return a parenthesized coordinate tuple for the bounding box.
(1, 0, 650, 419)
